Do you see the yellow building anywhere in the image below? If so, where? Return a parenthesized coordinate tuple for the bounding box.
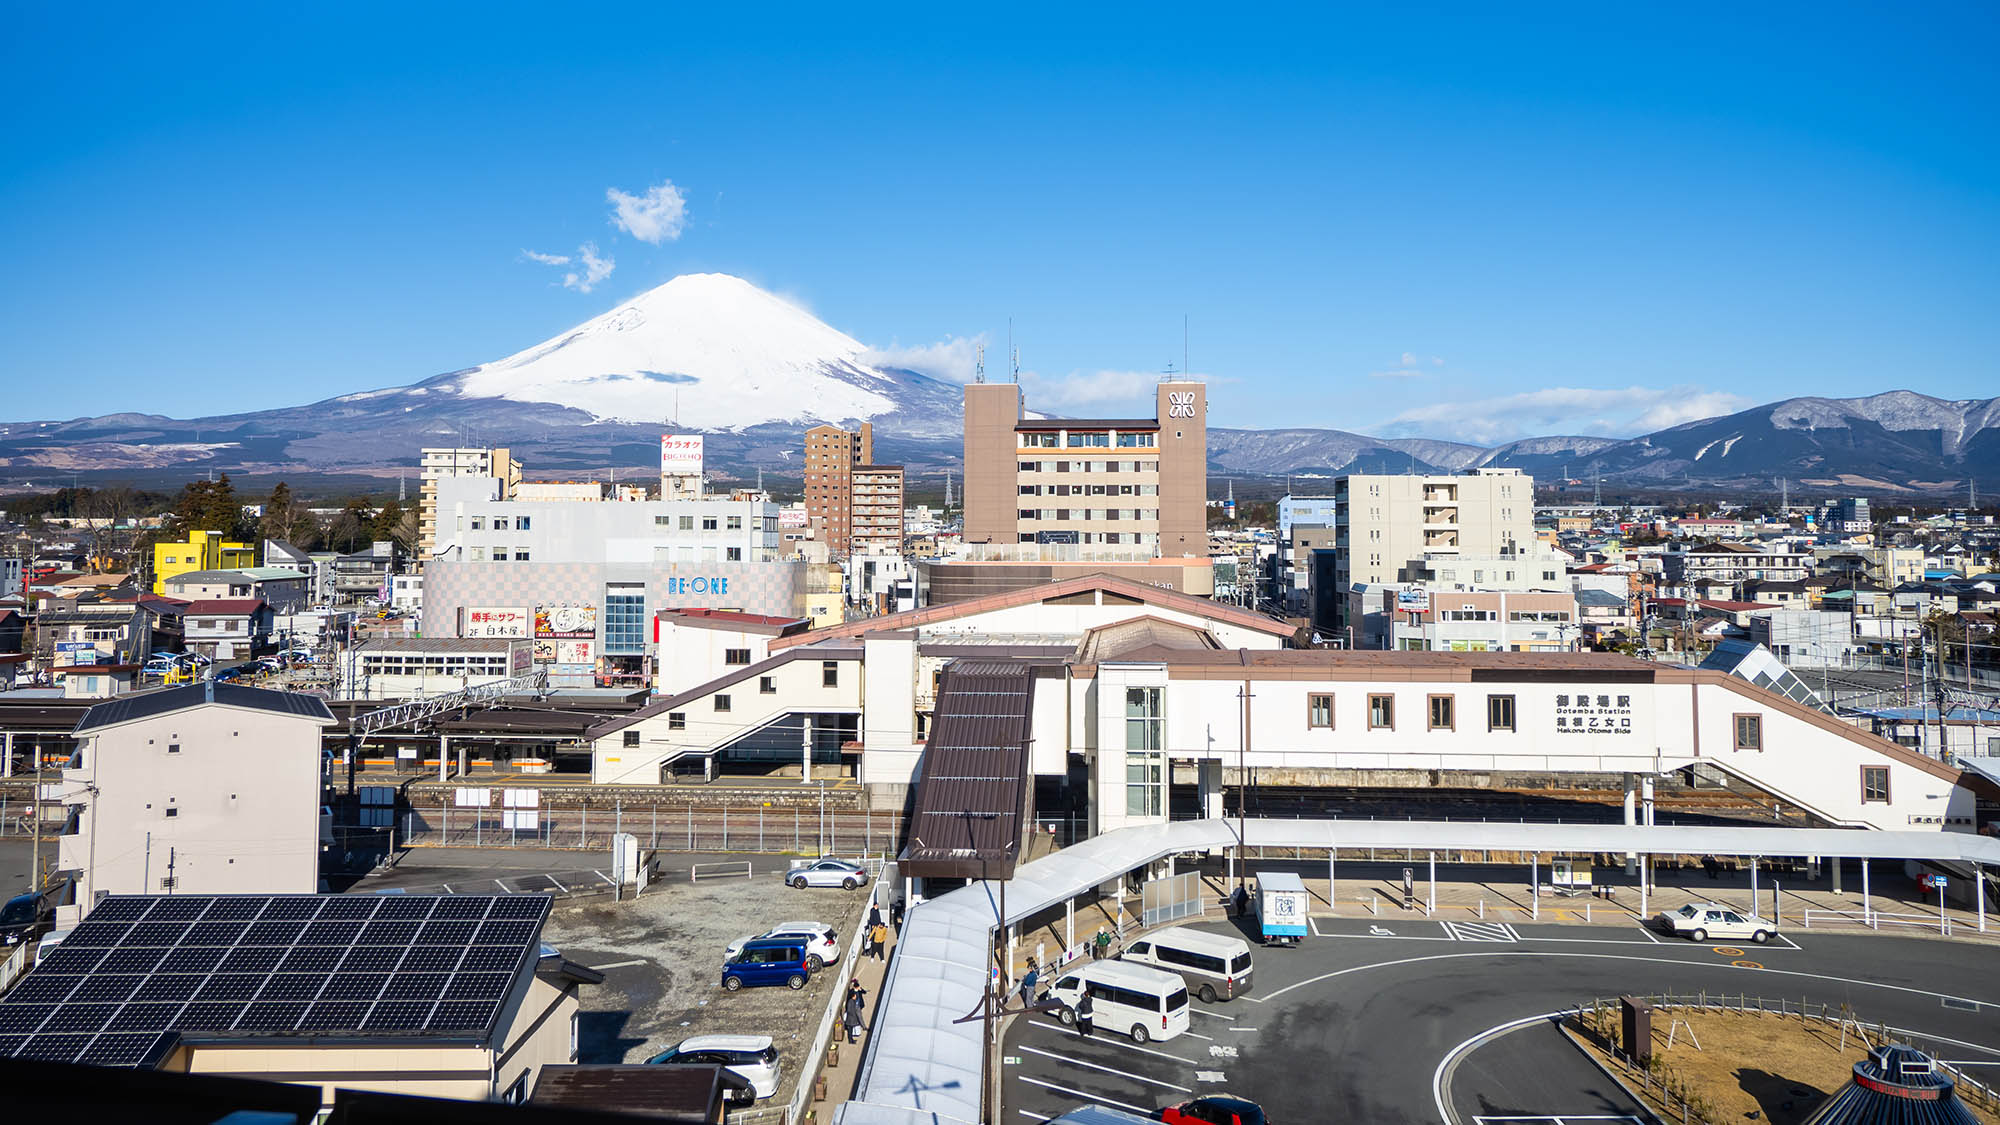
(153, 529, 255, 593)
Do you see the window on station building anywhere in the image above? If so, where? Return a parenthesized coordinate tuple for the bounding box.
(1368, 693, 1395, 730)
(1861, 766, 1890, 803)
(1487, 695, 1516, 732)
(1733, 714, 1763, 751)
(1428, 694, 1455, 731)
(1307, 693, 1334, 729)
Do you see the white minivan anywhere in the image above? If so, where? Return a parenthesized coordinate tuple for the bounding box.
(1045, 960, 1191, 1044)
(1121, 925, 1255, 1003)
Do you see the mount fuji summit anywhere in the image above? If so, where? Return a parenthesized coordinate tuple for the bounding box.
(0, 273, 966, 481)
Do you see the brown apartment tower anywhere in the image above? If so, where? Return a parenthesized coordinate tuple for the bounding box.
(962, 380, 1207, 556)
(804, 421, 905, 553)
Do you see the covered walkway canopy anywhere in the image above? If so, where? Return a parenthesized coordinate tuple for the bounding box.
(837, 817, 2000, 1125)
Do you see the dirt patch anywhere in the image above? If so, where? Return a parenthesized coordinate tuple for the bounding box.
(1572, 1008, 2000, 1125)
(540, 872, 873, 1105)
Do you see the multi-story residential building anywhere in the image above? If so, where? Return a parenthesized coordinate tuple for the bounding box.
(36, 601, 151, 698)
(59, 682, 337, 916)
(0, 556, 23, 600)
(151, 530, 255, 594)
(850, 463, 906, 554)
(804, 423, 872, 551)
(1661, 541, 1813, 596)
(1413, 548, 1568, 591)
(1329, 469, 1535, 634)
(1362, 587, 1577, 652)
(963, 380, 1206, 555)
(332, 540, 402, 603)
(418, 446, 520, 566)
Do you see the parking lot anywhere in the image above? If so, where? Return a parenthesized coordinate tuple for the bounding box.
(1000, 912, 2000, 1124)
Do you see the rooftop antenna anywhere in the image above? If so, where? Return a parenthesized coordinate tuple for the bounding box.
(1592, 468, 1601, 508)
(973, 341, 985, 385)
(944, 469, 954, 509)
(398, 473, 406, 503)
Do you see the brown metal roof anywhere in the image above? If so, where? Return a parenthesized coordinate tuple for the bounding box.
(532, 1064, 728, 1121)
(899, 661, 1038, 880)
(769, 572, 1293, 652)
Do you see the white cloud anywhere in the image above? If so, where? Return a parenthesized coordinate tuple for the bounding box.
(860, 335, 988, 383)
(1374, 384, 1751, 445)
(524, 243, 614, 292)
(1370, 368, 1427, 379)
(1400, 351, 1419, 367)
(607, 180, 688, 244)
(561, 243, 614, 293)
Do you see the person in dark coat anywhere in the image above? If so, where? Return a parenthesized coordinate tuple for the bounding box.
(844, 981, 867, 1044)
(1018, 964, 1040, 1006)
(891, 898, 905, 929)
(866, 901, 883, 931)
(1074, 990, 1094, 1037)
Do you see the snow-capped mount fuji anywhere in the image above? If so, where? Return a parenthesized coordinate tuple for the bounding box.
(439, 272, 955, 434)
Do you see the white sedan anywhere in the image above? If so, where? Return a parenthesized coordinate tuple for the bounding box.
(787, 859, 869, 889)
(1654, 902, 1776, 944)
(645, 1034, 779, 1101)
(725, 921, 840, 971)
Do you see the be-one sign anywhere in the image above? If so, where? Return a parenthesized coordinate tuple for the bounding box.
(1167, 390, 1199, 418)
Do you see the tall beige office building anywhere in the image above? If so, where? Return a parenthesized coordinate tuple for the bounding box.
(1331, 468, 1535, 629)
(950, 380, 1209, 595)
(419, 446, 520, 567)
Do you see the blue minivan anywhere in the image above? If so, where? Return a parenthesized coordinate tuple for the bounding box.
(722, 937, 814, 992)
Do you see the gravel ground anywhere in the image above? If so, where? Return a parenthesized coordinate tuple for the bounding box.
(540, 870, 874, 1098)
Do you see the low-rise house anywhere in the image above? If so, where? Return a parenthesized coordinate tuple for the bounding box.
(59, 681, 337, 915)
(164, 568, 311, 615)
(333, 541, 402, 603)
(182, 598, 273, 661)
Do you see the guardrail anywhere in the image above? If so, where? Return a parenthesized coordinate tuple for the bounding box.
(691, 861, 754, 883)
(0, 944, 29, 997)
(400, 804, 903, 856)
(1801, 907, 1954, 936)
(782, 892, 874, 1125)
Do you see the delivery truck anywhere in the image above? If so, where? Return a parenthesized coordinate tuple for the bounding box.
(1251, 871, 1309, 946)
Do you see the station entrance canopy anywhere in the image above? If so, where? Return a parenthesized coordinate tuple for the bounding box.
(838, 817, 2000, 1125)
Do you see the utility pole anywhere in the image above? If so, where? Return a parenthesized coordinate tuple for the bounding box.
(28, 750, 42, 894)
(1237, 682, 1254, 893)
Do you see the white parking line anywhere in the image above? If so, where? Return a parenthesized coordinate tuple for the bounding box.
(1637, 921, 1662, 943)
(1018, 1112, 1051, 1122)
(589, 959, 647, 971)
(1017, 1044, 1191, 1092)
(1018, 1076, 1153, 1115)
(1181, 1029, 1215, 1042)
(1189, 1006, 1234, 1020)
(1026, 1020, 1208, 1065)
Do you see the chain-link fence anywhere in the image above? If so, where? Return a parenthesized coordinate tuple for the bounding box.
(399, 803, 904, 856)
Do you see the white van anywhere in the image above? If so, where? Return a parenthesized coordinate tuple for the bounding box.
(1121, 925, 1254, 1002)
(1045, 960, 1191, 1044)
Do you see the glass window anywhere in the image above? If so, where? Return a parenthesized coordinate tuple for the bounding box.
(1487, 695, 1515, 732)
(622, 731, 639, 748)
(1861, 766, 1889, 803)
(1125, 688, 1162, 751)
(517, 516, 531, 531)
(823, 661, 839, 688)
(702, 517, 719, 531)
(727, 515, 742, 531)
(602, 585, 647, 655)
(760, 676, 776, 694)
(1733, 714, 1762, 751)
(1308, 693, 1333, 729)
(1126, 751, 1163, 817)
(1428, 694, 1454, 731)
(714, 694, 731, 712)
(668, 712, 685, 730)
(1368, 694, 1395, 730)
(725, 648, 751, 665)
(679, 515, 694, 531)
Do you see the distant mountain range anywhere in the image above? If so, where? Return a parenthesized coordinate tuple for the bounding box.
(2, 274, 1994, 496)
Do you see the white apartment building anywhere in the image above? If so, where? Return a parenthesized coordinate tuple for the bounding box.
(1413, 548, 1568, 591)
(59, 682, 336, 921)
(1661, 542, 1813, 597)
(418, 446, 520, 566)
(1365, 587, 1578, 652)
(1330, 469, 1536, 633)
(431, 477, 782, 566)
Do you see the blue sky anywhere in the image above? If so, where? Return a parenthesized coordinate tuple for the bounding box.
(3, 4, 1995, 443)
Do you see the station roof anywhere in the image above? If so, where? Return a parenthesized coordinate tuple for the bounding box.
(74, 681, 335, 734)
(840, 817, 2000, 1125)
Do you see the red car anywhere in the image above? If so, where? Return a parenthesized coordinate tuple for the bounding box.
(1158, 1095, 1267, 1125)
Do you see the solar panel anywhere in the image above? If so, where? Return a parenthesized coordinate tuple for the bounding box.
(14, 1033, 95, 1062)
(236, 1003, 308, 1031)
(107, 1005, 182, 1032)
(0, 894, 553, 1062)
(132, 975, 204, 1003)
(255, 975, 325, 1003)
(77, 1032, 177, 1068)
(70, 976, 145, 1003)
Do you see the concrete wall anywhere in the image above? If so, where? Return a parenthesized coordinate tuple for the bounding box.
(962, 384, 1023, 545)
(61, 703, 325, 911)
(1155, 381, 1207, 558)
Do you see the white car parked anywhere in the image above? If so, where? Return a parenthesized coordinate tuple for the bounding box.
(725, 921, 840, 971)
(1654, 901, 1776, 944)
(645, 1034, 781, 1100)
(787, 858, 869, 889)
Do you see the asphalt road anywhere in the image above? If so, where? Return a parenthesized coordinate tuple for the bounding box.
(1001, 915, 2000, 1124)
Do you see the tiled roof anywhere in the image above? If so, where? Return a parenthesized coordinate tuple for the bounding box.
(180, 599, 266, 615)
(74, 681, 336, 733)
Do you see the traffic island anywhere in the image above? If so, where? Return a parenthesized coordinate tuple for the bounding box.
(1564, 997, 2000, 1125)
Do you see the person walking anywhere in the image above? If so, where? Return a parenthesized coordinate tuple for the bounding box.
(1093, 926, 1112, 961)
(1074, 990, 1094, 1037)
(891, 898, 905, 930)
(1018, 963, 1040, 1007)
(844, 980, 867, 1044)
(866, 900, 883, 932)
(868, 919, 890, 961)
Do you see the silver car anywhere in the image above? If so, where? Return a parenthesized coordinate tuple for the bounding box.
(787, 858, 869, 889)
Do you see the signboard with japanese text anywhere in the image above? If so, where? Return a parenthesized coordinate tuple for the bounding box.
(509, 642, 534, 677)
(463, 607, 530, 639)
(1395, 589, 1431, 613)
(660, 434, 704, 475)
(1552, 690, 1636, 736)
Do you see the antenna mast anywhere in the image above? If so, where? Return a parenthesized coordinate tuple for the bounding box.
(973, 341, 985, 385)
(944, 470, 954, 509)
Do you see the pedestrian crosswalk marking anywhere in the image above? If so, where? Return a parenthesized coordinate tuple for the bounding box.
(1443, 920, 1520, 942)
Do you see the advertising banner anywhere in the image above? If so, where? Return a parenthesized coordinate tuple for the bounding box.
(1395, 588, 1431, 613)
(535, 604, 598, 638)
(464, 607, 530, 638)
(659, 434, 704, 475)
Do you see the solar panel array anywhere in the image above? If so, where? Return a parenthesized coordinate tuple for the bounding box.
(0, 894, 551, 1068)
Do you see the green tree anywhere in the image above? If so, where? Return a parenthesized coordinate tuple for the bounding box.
(165, 475, 246, 539)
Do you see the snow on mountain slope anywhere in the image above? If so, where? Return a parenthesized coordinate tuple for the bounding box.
(453, 273, 903, 430)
